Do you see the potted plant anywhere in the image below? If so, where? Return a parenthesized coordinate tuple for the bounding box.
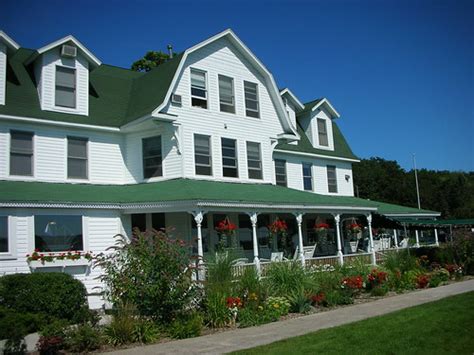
(314, 222, 330, 254)
(215, 217, 237, 249)
(347, 221, 362, 252)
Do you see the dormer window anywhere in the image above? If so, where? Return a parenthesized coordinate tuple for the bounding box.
(55, 66, 76, 108)
(317, 118, 328, 146)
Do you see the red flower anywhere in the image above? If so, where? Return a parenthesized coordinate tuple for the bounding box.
(311, 292, 326, 305)
(216, 218, 237, 234)
(416, 274, 430, 288)
(314, 223, 330, 230)
(269, 219, 288, 234)
(226, 296, 242, 308)
(342, 275, 364, 289)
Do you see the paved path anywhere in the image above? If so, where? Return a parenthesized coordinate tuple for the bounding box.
(110, 279, 474, 355)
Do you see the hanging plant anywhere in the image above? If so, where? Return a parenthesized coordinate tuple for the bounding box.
(268, 218, 289, 254)
(314, 222, 330, 232)
(215, 217, 237, 249)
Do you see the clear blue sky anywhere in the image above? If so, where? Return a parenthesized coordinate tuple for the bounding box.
(2, 0, 473, 171)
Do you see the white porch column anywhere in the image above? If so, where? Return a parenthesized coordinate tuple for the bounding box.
(367, 213, 376, 265)
(333, 214, 343, 265)
(434, 228, 439, 246)
(191, 211, 206, 265)
(249, 212, 261, 274)
(393, 229, 399, 249)
(414, 229, 420, 248)
(295, 213, 305, 267)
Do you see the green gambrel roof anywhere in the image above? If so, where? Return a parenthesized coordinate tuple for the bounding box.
(276, 122, 359, 161)
(0, 48, 183, 127)
(0, 178, 439, 216)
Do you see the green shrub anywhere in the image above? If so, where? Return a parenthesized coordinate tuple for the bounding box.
(286, 286, 312, 313)
(265, 261, 315, 297)
(0, 273, 90, 324)
(383, 250, 419, 274)
(371, 286, 389, 297)
(64, 323, 102, 353)
(428, 268, 450, 288)
(235, 266, 266, 304)
(205, 251, 235, 294)
(204, 291, 232, 328)
(237, 297, 290, 328)
(96, 231, 196, 324)
(324, 290, 353, 306)
(0, 306, 46, 340)
(168, 312, 203, 339)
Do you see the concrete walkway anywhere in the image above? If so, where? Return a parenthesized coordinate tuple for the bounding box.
(110, 279, 474, 355)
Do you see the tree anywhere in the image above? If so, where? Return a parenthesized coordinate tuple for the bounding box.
(131, 50, 174, 72)
(353, 157, 474, 218)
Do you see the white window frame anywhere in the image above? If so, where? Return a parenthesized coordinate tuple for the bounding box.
(244, 81, 260, 118)
(31, 213, 88, 253)
(221, 138, 239, 178)
(246, 141, 263, 180)
(302, 162, 313, 191)
(67, 136, 89, 180)
(9, 130, 34, 177)
(194, 134, 213, 176)
(218, 74, 235, 114)
(275, 159, 287, 187)
(327, 165, 338, 193)
(317, 118, 329, 147)
(142, 135, 163, 180)
(54, 65, 77, 109)
(190, 68, 208, 109)
(0, 215, 16, 260)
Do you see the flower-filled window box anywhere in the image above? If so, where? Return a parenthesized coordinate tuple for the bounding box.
(26, 250, 93, 271)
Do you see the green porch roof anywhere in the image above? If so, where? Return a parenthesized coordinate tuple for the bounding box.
(0, 179, 439, 216)
(390, 218, 474, 227)
(0, 48, 183, 127)
(371, 201, 440, 216)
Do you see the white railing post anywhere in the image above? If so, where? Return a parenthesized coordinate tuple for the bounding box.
(367, 213, 376, 265)
(415, 229, 420, 248)
(393, 229, 399, 249)
(295, 213, 305, 267)
(434, 228, 439, 246)
(249, 212, 261, 274)
(333, 214, 344, 265)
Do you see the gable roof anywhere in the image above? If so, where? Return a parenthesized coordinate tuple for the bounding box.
(0, 31, 20, 52)
(275, 121, 359, 161)
(280, 88, 305, 111)
(300, 98, 340, 118)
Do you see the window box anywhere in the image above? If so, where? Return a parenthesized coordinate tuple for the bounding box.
(28, 258, 92, 270)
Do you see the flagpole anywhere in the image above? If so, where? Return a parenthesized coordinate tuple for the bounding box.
(412, 153, 421, 209)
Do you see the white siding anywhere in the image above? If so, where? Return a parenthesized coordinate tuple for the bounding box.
(37, 48, 89, 116)
(275, 152, 354, 196)
(164, 37, 286, 184)
(0, 121, 125, 184)
(123, 122, 182, 183)
(0, 43, 6, 105)
(0, 209, 123, 309)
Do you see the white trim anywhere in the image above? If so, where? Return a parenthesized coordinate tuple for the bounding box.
(274, 148, 360, 162)
(0, 114, 121, 132)
(384, 213, 441, 217)
(149, 29, 299, 139)
(280, 88, 304, 111)
(0, 31, 20, 51)
(311, 98, 340, 118)
(36, 35, 101, 67)
(0, 215, 17, 260)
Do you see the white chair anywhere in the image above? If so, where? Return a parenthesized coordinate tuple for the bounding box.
(260, 252, 284, 263)
(399, 238, 409, 248)
(293, 243, 317, 260)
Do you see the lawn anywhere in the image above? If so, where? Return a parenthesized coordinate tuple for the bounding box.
(233, 292, 474, 355)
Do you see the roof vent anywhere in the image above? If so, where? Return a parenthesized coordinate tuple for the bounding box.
(171, 93, 182, 106)
(61, 44, 77, 58)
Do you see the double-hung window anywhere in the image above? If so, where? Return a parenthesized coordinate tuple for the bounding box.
(275, 159, 287, 187)
(142, 136, 162, 179)
(10, 130, 33, 176)
(327, 165, 338, 193)
(302, 163, 313, 191)
(0, 216, 8, 253)
(34, 215, 83, 252)
(219, 75, 235, 113)
(190, 69, 207, 108)
(221, 138, 238, 178)
(246, 142, 262, 179)
(194, 134, 212, 176)
(67, 137, 88, 179)
(55, 66, 76, 108)
(244, 81, 260, 118)
(317, 118, 329, 146)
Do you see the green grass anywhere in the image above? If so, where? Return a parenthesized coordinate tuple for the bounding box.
(233, 292, 474, 355)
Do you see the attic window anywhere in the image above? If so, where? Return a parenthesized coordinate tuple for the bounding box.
(244, 81, 259, 118)
(317, 118, 328, 147)
(219, 75, 235, 113)
(190, 69, 207, 109)
(55, 66, 76, 108)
